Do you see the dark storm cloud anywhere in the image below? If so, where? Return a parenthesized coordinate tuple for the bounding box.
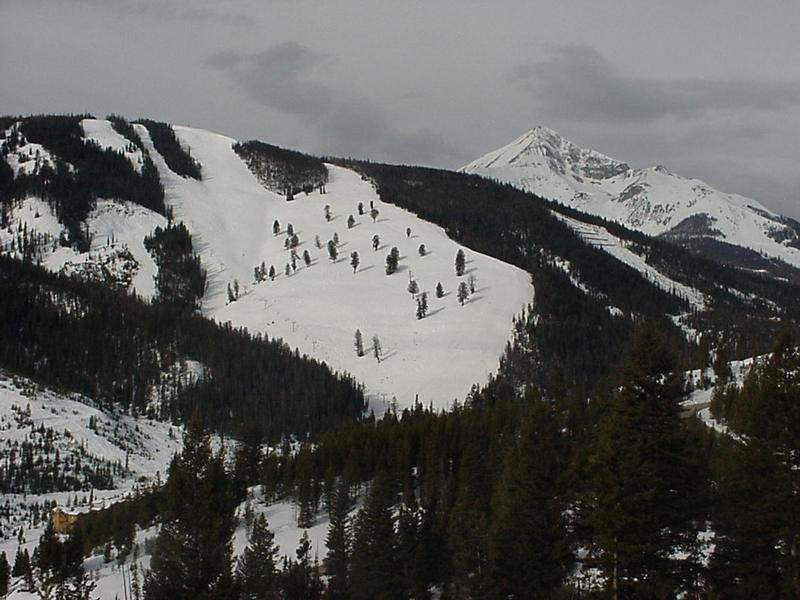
(206, 43, 467, 165)
(512, 44, 800, 123)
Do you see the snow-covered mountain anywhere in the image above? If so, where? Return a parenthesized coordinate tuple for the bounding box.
(461, 127, 800, 274)
(0, 118, 533, 412)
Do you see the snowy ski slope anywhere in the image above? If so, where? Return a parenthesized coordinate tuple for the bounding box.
(137, 124, 534, 411)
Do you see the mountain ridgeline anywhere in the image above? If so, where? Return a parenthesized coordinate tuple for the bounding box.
(462, 126, 800, 281)
(334, 157, 800, 397)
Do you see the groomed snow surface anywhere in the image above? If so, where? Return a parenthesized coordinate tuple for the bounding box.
(139, 125, 534, 412)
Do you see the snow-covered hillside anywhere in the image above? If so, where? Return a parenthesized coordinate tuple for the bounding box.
(462, 127, 800, 271)
(137, 125, 533, 411)
(0, 119, 166, 298)
(0, 372, 179, 547)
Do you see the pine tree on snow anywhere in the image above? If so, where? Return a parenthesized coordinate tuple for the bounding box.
(354, 329, 364, 357)
(350, 251, 360, 274)
(457, 281, 469, 305)
(455, 249, 466, 276)
(328, 240, 338, 262)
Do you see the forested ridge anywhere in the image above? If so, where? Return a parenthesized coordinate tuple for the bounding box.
(0, 115, 165, 250)
(16, 325, 795, 599)
(1, 116, 799, 598)
(0, 255, 365, 439)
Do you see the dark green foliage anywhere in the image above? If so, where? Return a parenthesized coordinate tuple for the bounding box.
(236, 514, 280, 600)
(324, 481, 352, 599)
(351, 476, 402, 599)
(708, 333, 800, 598)
(3, 115, 165, 248)
(233, 140, 327, 196)
(145, 415, 236, 600)
(385, 246, 399, 275)
(138, 119, 201, 179)
(281, 532, 323, 600)
(586, 323, 701, 598)
(0, 551, 8, 596)
(144, 220, 206, 310)
(455, 249, 465, 276)
(0, 255, 365, 439)
(487, 403, 571, 599)
(107, 114, 145, 150)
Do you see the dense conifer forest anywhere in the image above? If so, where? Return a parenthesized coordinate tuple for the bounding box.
(137, 119, 202, 180)
(234, 140, 329, 197)
(1, 115, 799, 598)
(0, 255, 365, 438)
(1, 115, 165, 249)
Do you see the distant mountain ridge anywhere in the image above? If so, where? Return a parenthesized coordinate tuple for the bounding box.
(461, 126, 800, 277)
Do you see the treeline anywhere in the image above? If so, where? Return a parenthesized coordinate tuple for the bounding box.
(144, 218, 206, 311)
(257, 326, 799, 597)
(0, 115, 165, 249)
(138, 119, 202, 180)
(547, 199, 800, 357)
(333, 159, 694, 397)
(107, 114, 145, 151)
(234, 140, 328, 197)
(0, 255, 365, 439)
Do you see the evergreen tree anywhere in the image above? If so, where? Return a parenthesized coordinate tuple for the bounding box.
(373, 335, 382, 363)
(587, 324, 698, 599)
(488, 403, 570, 598)
(350, 251, 360, 274)
(406, 227, 411, 238)
(354, 330, 364, 357)
(333, 232, 340, 246)
(315, 235, 323, 249)
(435, 282, 444, 298)
(328, 240, 338, 262)
(408, 279, 419, 295)
(273, 220, 280, 236)
(370, 208, 379, 223)
(418, 244, 426, 256)
(282, 532, 323, 600)
(303, 250, 311, 267)
(457, 281, 469, 305)
(227, 282, 235, 303)
(351, 477, 402, 599)
(285, 264, 291, 277)
(0, 551, 9, 597)
(347, 215, 356, 229)
(468, 274, 477, 294)
(236, 514, 280, 600)
(385, 247, 399, 275)
(324, 205, 331, 222)
(287, 223, 294, 236)
(372, 235, 380, 251)
(325, 481, 352, 600)
(448, 437, 491, 599)
(709, 332, 800, 598)
(144, 414, 236, 600)
(455, 249, 466, 276)
(358, 202, 364, 215)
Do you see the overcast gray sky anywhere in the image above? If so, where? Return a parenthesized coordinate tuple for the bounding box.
(2, 0, 799, 218)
